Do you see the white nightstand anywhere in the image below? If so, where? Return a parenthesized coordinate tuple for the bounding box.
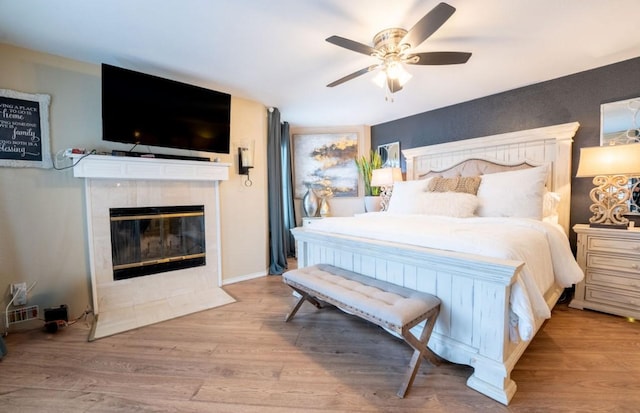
(569, 224, 640, 319)
(301, 217, 323, 227)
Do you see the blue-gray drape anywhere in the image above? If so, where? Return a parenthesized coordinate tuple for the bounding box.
(267, 108, 296, 274)
(281, 121, 296, 256)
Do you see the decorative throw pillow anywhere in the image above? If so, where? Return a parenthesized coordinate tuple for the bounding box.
(426, 176, 482, 195)
(417, 192, 479, 217)
(386, 178, 432, 214)
(476, 165, 548, 219)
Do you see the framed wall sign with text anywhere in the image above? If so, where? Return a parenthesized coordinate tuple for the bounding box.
(0, 88, 52, 168)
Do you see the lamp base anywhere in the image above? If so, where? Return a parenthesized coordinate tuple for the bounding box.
(589, 222, 629, 230)
(379, 186, 393, 211)
(587, 175, 631, 229)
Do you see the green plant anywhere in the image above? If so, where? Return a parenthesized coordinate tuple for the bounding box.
(355, 150, 382, 196)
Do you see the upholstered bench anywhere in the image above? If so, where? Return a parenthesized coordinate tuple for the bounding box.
(282, 264, 441, 397)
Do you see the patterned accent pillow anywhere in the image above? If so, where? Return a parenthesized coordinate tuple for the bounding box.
(426, 176, 481, 195)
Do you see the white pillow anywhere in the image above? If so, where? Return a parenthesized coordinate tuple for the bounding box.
(417, 192, 479, 217)
(386, 178, 432, 214)
(543, 191, 561, 218)
(476, 166, 548, 219)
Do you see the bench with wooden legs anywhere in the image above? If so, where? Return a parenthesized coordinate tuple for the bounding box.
(282, 264, 441, 397)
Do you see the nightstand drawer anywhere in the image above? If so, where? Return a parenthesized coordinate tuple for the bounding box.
(587, 236, 640, 256)
(571, 224, 640, 319)
(587, 253, 640, 274)
(586, 269, 640, 292)
(585, 285, 640, 310)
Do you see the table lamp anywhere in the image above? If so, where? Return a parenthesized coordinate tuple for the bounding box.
(576, 144, 640, 228)
(371, 167, 403, 211)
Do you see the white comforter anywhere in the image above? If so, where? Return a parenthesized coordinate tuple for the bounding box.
(304, 213, 584, 341)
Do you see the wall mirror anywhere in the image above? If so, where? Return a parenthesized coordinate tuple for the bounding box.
(377, 141, 400, 168)
(600, 97, 640, 214)
(600, 96, 640, 146)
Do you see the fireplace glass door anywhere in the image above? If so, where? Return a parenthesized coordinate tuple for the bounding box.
(109, 205, 206, 280)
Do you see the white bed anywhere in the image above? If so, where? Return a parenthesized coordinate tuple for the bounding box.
(292, 122, 583, 405)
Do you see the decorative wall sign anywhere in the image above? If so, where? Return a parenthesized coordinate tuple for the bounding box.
(0, 89, 52, 168)
(293, 132, 358, 198)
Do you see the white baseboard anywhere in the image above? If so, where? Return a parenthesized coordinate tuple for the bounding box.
(222, 269, 268, 285)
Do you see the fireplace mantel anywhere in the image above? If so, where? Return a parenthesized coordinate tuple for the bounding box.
(70, 154, 230, 181)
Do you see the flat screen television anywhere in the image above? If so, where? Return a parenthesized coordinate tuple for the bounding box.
(101, 63, 231, 154)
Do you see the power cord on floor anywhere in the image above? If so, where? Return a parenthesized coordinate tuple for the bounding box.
(67, 307, 94, 327)
(40, 307, 94, 333)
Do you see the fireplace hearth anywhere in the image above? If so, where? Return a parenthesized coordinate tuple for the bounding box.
(110, 205, 206, 280)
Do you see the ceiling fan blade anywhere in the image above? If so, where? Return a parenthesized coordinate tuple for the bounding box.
(405, 51, 471, 65)
(327, 65, 379, 87)
(400, 2, 456, 48)
(387, 77, 403, 94)
(326, 35, 376, 56)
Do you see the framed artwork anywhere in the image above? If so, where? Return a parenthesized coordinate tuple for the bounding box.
(293, 132, 358, 198)
(0, 88, 52, 168)
(600, 96, 640, 145)
(377, 141, 400, 167)
(600, 97, 640, 214)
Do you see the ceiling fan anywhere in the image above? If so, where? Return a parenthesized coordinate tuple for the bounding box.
(326, 2, 471, 94)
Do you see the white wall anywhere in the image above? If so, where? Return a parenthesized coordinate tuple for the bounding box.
(0, 43, 268, 329)
(219, 99, 269, 283)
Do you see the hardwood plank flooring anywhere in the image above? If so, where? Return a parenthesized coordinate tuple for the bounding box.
(1, 271, 640, 412)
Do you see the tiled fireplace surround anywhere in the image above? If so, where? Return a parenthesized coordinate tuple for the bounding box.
(72, 155, 234, 340)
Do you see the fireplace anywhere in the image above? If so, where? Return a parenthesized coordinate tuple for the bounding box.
(110, 205, 206, 280)
(71, 154, 233, 340)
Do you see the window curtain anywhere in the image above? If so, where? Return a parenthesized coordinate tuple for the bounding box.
(267, 107, 296, 274)
(280, 121, 296, 257)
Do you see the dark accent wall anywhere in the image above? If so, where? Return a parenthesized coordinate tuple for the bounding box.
(371, 56, 640, 250)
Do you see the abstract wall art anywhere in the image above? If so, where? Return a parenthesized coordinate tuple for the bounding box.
(293, 132, 358, 198)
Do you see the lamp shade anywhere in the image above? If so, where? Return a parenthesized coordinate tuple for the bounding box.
(576, 144, 640, 177)
(371, 167, 403, 187)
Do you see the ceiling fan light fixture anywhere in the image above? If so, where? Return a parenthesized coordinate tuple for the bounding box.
(372, 71, 387, 88)
(396, 67, 412, 87)
(386, 60, 412, 86)
(372, 58, 413, 90)
(385, 60, 402, 79)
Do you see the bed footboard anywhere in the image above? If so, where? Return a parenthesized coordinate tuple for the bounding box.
(293, 227, 543, 405)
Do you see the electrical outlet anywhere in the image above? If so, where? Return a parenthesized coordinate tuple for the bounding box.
(10, 282, 27, 306)
(63, 148, 86, 157)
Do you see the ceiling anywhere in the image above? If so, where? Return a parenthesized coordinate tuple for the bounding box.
(1, 0, 639, 127)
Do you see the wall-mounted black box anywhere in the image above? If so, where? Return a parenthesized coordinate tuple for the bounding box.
(44, 305, 68, 322)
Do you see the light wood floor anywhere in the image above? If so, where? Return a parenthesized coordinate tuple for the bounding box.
(2, 273, 640, 412)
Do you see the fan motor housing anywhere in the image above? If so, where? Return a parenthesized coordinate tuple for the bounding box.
(373, 28, 408, 55)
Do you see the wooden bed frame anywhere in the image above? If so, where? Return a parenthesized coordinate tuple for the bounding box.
(293, 122, 580, 405)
